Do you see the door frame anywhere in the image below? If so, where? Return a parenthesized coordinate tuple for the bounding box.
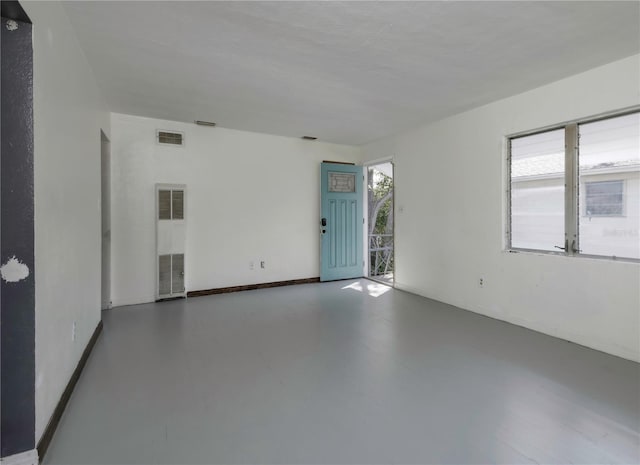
(363, 156, 395, 286)
(100, 130, 111, 310)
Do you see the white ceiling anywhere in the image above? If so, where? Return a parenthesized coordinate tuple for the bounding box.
(63, 1, 639, 145)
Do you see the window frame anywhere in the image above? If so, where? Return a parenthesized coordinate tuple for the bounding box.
(505, 107, 640, 262)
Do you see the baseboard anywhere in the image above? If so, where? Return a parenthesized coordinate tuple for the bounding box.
(36, 320, 103, 462)
(187, 277, 320, 298)
(110, 294, 157, 308)
(0, 450, 38, 465)
(156, 296, 185, 303)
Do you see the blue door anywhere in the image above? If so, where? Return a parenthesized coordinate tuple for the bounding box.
(320, 162, 363, 281)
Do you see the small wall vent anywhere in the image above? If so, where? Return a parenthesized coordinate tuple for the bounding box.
(157, 130, 184, 146)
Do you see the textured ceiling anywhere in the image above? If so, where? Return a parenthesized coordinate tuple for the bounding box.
(63, 1, 640, 145)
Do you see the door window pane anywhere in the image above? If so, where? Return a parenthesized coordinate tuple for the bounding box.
(328, 172, 356, 192)
(510, 129, 565, 251)
(579, 113, 640, 259)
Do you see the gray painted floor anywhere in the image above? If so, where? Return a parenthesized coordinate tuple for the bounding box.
(44, 279, 639, 464)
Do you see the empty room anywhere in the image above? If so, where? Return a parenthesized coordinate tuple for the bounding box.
(1, 1, 639, 464)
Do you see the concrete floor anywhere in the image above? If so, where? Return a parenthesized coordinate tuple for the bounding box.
(44, 279, 639, 464)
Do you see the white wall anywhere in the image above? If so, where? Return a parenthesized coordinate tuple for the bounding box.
(23, 1, 111, 441)
(363, 55, 640, 362)
(110, 113, 361, 306)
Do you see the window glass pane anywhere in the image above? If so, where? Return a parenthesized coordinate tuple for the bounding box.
(510, 129, 565, 251)
(579, 113, 640, 259)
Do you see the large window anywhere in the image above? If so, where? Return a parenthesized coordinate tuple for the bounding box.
(508, 110, 639, 260)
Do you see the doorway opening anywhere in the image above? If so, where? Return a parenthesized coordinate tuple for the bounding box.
(101, 131, 111, 310)
(367, 161, 394, 285)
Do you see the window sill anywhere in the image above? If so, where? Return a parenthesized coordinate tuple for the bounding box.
(505, 248, 640, 264)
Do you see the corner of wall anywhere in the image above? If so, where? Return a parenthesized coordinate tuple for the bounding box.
(23, 0, 111, 442)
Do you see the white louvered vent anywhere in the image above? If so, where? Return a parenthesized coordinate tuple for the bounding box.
(157, 130, 184, 146)
(158, 254, 172, 295)
(171, 254, 185, 293)
(172, 190, 184, 219)
(158, 190, 171, 219)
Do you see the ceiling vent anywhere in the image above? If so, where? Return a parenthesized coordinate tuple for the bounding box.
(157, 130, 184, 146)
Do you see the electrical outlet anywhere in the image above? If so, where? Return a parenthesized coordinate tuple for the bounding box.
(250, 261, 255, 270)
(72, 321, 77, 342)
(260, 261, 265, 269)
(479, 278, 484, 288)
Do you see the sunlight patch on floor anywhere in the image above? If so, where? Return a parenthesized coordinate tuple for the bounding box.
(341, 280, 391, 297)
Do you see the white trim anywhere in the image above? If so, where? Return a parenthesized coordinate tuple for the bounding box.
(0, 449, 38, 465)
(362, 155, 394, 167)
(506, 105, 640, 139)
(565, 123, 578, 255)
(363, 159, 395, 287)
(360, 157, 396, 279)
(362, 169, 368, 277)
